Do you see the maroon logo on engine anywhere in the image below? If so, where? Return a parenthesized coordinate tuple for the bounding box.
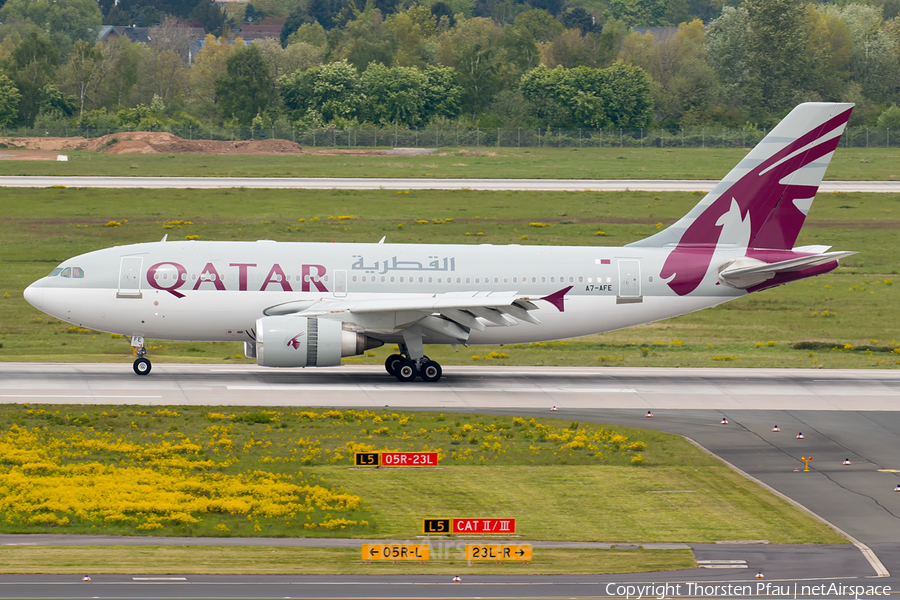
(287, 333, 305, 349)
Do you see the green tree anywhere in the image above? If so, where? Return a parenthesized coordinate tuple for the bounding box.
(705, 6, 750, 106)
(601, 61, 653, 127)
(0, 0, 102, 58)
(437, 16, 507, 118)
(37, 83, 78, 118)
(877, 105, 900, 129)
(214, 44, 275, 125)
(0, 74, 21, 127)
(280, 60, 361, 123)
(513, 9, 564, 42)
(823, 4, 900, 104)
(804, 6, 853, 102)
(60, 40, 99, 117)
(620, 20, 718, 124)
(520, 61, 652, 128)
(335, 9, 396, 71)
(422, 65, 463, 121)
(8, 31, 59, 125)
(743, 0, 811, 119)
(608, 0, 669, 27)
(360, 63, 425, 125)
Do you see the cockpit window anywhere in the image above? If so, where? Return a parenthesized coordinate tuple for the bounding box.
(57, 266, 84, 279)
(48, 268, 63, 277)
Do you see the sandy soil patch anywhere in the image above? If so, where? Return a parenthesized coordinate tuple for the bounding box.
(0, 132, 433, 158)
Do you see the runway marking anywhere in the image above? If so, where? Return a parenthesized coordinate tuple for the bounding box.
(697, 560, 747, 564)
(225, 385, 637, 393)
(877, 469, 900, 473)
(0, 394, 163, 399)
(132, 577, 187, 581)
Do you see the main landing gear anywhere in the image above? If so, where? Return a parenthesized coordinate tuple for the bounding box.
(130, 336, 152, 376)
(384, 353, 442, 383)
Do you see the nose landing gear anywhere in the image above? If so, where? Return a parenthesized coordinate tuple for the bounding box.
(133, 355, 151, 376)
(129, 336, 152, 376)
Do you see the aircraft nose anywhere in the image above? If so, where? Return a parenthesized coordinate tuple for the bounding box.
(23, 283, 43, 310)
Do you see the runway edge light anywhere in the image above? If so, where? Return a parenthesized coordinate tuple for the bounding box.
(797, 432, 805, 439)
(772, 425, 780, 432)
(646, 411, 653, 418)
(756, 571, 764, 579)
(843, 458, 852, 465)
(721, 417, 728, 424)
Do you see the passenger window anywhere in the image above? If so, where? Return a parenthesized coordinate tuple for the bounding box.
(60, 267, 72, 278)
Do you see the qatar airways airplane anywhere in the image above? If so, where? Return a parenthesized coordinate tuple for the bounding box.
(24, 103, 855, 382)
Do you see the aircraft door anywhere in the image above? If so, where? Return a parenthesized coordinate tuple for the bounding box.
(118, 256, 143, 298)
(617, 259, 642, 303)
(334, 269, 347, 297)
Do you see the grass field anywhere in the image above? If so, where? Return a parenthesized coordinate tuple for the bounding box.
(0, 147, 898, 180)
(0, 546, 695, 575)
(0, 405, 843, 547)
(1, 187, 897, 368)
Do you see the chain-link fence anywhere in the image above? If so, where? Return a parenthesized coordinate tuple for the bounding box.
(2, 124, 896, 149)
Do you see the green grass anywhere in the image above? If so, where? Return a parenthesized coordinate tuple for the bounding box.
(0, 147, 898, 180)
(1, 187, 897, 368)
(0, 406, 844, 545)
(0, 546, 696, 574)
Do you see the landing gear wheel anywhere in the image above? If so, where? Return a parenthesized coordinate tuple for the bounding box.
(133, 357, 152, 376)
(419, 360, 442, 382)
(385, 354, 404, 376)
(395, 360, 418, 382)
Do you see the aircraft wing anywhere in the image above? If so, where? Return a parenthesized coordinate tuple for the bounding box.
(263, 291, 545, 343)
(718, 251, 856, 289)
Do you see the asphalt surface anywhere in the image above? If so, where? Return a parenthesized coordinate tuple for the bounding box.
(0, 176, 897, 192)
(2, 364, 899, 410)
(2, 364, 899, 598)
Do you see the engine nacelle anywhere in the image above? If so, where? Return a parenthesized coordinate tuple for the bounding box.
(255, 316, 383, 368)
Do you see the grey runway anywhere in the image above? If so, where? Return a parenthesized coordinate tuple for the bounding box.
(2, 364, 899, 410)
(0, 175, 897, 192)
(2, 364, 899, 598)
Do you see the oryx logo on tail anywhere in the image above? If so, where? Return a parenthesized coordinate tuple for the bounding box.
(630, 103, 854, 296)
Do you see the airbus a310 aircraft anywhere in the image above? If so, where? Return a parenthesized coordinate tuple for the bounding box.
(24, 102, 855, 383)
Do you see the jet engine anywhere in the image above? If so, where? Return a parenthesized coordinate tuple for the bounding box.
(255, 316, 383, 368)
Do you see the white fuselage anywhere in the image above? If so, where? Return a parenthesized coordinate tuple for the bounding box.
(24, 240, 746, 346)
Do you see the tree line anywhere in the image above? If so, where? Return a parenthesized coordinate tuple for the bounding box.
(0, 0, 899, 135)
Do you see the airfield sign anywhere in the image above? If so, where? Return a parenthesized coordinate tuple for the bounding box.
(465, 543, 532, 561)
(422, 518, 517, 534)
(354, 452, 438, 467)
(361, 543, 430, 561)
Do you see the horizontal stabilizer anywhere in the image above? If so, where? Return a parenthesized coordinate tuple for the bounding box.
(718, 251, 856, 289)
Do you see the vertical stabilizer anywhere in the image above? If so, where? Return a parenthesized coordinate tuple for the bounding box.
(630, 102, 853, 295)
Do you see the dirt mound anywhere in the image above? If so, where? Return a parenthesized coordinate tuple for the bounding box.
(82, 131, 305, 155)
(0, 137, 86, 150)
(80, 132, 182, 153)
(0, 131, 404, 157)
